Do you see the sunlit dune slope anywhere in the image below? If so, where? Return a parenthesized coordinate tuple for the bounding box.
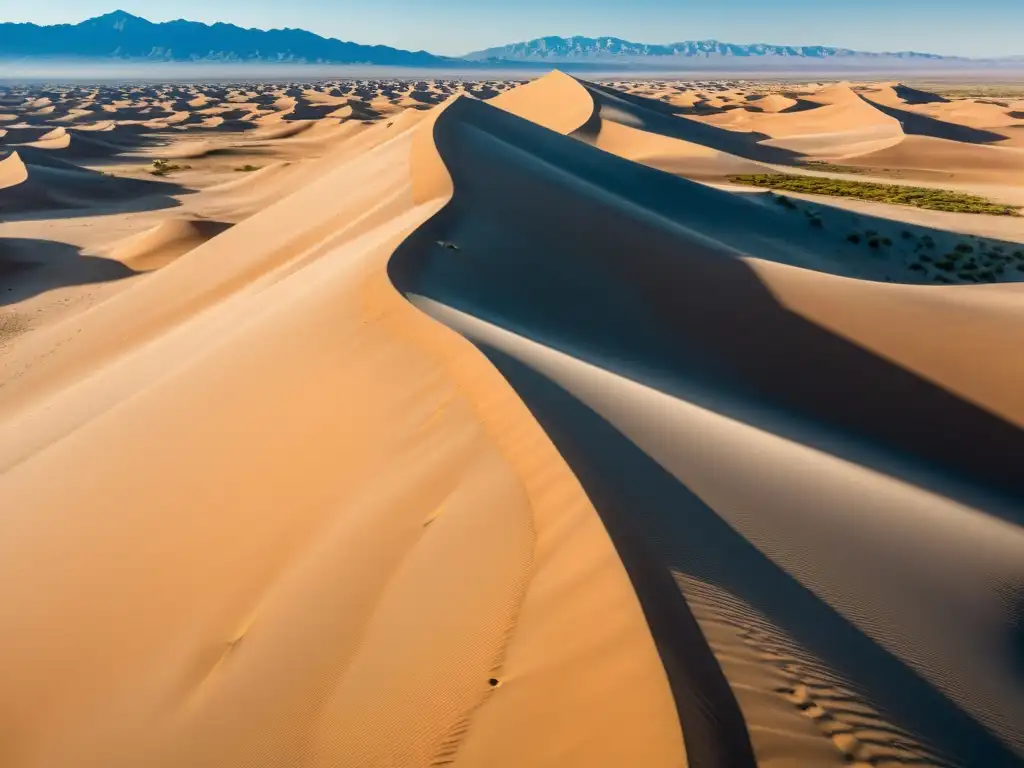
(0, 78, 682, 768)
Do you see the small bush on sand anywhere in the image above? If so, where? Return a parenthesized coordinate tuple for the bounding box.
(847, 233, 861, 244)
(234, 164, 261, 172)
(150, 159, 190, 176)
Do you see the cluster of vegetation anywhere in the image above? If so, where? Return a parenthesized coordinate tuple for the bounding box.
(845, 228, 893, 249)
(771, 193, 798, 210)
(234, 164, 262, 173)
(730, 174, 1020, 216)
(150, 159, 191, 177)
(802, 161, 870, 175)
(754, 185, 1024, 286)
(903, 232, 1024, 284)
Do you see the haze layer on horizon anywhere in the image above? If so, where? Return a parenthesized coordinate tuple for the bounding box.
(5, 0, 1022, 60)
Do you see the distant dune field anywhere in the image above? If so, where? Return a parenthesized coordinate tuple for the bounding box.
(0, 71, 1022, 768)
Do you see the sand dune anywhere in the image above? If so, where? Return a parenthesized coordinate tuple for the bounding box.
(0, 71, 1022, 768)
(696, 85, 906, 160)
(109, 218, 233, 271)
(0, 149, 29, 190)
(839, 134, 1024, 181)
(0, 76, 684, 768)
(1, 149, 180, 213)
(860, 93, 1010, 144)
(393, 92, 1024, 765)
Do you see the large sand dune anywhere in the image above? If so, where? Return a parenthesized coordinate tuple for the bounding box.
(0, 72, 1022, 767)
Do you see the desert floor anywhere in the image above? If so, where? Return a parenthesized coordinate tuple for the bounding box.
(1, 73, 1022, 768)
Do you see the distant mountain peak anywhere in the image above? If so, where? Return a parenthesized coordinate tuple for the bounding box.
(89, 10, 146, 23)
(0, 11, 453, 67)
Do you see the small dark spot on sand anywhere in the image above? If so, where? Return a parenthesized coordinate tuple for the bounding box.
(488, 677, 500, 688)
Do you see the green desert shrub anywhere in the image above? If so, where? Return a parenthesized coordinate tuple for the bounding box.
(150, 158, 190, 176)
(728, 174, 1021, 216)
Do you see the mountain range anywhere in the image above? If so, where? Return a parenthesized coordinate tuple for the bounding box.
(0, 11, 448, 67)
(463, 36, 952, 62)
(0, 11, 1015, 70)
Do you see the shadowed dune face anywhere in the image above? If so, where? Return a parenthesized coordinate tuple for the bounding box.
(1, 237, 137, 305)
(579, 79, 802, 166)
(860, 93, 1010, 144)
(1, 72, 1024, 768)
(392, 93, 1024, 764)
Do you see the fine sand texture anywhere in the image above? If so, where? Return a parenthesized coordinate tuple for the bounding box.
(1, 72, 1023, 768)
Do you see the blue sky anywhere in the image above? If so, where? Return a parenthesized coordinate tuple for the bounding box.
(5, 0, 1022, 58)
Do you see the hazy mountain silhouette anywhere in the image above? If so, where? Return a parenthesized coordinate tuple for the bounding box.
(0, 10, 452, 67)
(464, 36, 965, 63)
(0, 13, 1015, 71)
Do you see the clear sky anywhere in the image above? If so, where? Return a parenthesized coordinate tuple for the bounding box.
(5, 0, 1022, 58)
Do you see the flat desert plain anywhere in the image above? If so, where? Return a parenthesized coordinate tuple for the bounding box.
(1, 73, 1023, 768)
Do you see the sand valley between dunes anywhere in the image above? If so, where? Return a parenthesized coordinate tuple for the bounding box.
(1, 71, 1023, 768)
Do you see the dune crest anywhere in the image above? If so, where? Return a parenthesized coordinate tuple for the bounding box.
(0, 85, 684, 768)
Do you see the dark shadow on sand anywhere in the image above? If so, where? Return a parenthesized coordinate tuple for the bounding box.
(0, 237, 137, 305)
(860, 95, 1008, 144)
(391, 96, 1024, 527)
(475, 346, 1022, 768)
(579, 79, 803, 166)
